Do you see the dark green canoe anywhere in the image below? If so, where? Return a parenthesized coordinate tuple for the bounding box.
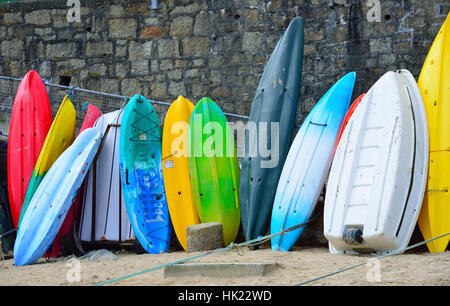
(239, 17, 304, 241)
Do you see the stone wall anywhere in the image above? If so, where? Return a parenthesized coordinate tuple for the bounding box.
(0, 0, 448, 247)
(0, 0, 448, 122)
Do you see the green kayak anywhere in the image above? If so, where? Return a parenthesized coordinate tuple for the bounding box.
(188, 97, 240, 246)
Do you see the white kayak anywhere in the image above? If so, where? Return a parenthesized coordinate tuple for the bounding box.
(79, 110, 135, 243)
(324, 70, 429, 255)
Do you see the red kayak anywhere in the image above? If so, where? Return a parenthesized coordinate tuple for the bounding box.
(337, 93, 366, 145)
(77, 104, 103, 135)
(7, 70, 52, 228)
(47, 104, 102, 257)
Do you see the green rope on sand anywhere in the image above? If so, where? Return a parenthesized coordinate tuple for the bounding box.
(94, 243, 235, 286)
(95, 216, 448, 287)
(293, 231, 450, 286)
(94, 217, 318, 286)
(94, 233, 282, 286)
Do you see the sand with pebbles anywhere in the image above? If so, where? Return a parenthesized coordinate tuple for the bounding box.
(1, 244, 449, 286)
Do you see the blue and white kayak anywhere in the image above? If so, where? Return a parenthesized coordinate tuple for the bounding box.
(14, 128, 101, 266)
(119, 94, 171, 254)
(271, 72, 356, 251)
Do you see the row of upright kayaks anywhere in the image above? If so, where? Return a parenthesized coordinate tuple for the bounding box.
(2, 14, 449, 266)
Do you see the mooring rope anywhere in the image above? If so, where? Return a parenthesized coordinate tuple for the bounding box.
(293, 231, 450, 286)
(94, 226, 450, 286)
(94, 216, 318, 286)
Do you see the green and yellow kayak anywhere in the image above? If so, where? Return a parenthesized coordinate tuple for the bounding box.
(188, 97, 240, 246)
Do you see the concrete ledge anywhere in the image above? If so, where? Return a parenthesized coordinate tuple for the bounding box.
(164, 262, 278, 278)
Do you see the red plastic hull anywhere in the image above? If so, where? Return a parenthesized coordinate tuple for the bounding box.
(77, 105, 103, 137)
(7, 70, 52, 228)
(337, 93, 366, 145)
(47, 104, 102, 257)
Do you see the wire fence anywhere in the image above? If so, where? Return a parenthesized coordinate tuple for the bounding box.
(0, 78, 16, 135)
(0, 75, 256, 173)
(0, 75, 252, 137)
(0, 77, 157, 135)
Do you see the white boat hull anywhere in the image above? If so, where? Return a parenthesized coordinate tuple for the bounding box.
(79, 110, 135, 243)
(324, 70, 429, 255)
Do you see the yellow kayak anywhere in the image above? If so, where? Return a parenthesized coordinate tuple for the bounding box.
(418, 14, 450, 253)
(162, 95, 200, 251)
(19, 95, 76, 226)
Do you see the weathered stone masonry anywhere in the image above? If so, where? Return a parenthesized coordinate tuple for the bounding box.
(0, 0, 448, 245)
(0, 0, 448, 122)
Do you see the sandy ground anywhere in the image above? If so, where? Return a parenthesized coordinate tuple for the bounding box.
(1, 244, 449, 286)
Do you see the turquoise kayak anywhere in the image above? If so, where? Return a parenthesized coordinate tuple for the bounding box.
(119, 94, 171, 254)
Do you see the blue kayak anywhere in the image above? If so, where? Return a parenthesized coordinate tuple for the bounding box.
(271, 72, 356, 251)
(14, 128, 101, 265)
(119, 94, 171, 254)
